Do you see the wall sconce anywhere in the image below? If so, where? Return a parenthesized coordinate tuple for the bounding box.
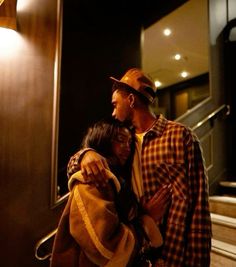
(0, 0, 17, 30)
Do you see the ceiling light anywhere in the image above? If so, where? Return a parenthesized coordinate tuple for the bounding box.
(174, 54, 181, 60)
(154, 80, 162, 88)
(180, 71, 189, 78)
(163, 28, 171, 36)
(0, 0, 17, 30)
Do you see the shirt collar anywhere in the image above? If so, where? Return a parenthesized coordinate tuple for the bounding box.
(146, 114, 168, 138)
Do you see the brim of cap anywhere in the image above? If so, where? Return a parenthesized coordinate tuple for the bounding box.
(110, 76, 155, 103)
(110, 76, 132, 89)
(110, 76, 120, 83)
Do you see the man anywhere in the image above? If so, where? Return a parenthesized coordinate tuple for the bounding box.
(68, 68, 212, 266)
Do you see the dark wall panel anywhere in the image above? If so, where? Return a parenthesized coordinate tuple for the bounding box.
(57, 0, 142, 195)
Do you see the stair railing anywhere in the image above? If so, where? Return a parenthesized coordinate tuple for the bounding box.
(34, 228, 57, 261)
(191, 104, 230, 131)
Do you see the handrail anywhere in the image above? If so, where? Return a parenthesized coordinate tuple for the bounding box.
(191, 104, 230, 131)
(34, 228, 57, 261)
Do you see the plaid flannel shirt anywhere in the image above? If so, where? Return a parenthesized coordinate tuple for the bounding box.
(141, 114, 212, 267)
(67, 114, 212, 267)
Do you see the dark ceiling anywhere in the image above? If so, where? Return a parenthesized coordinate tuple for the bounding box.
(139, 0, 188, 28)
(65, 0, 188, 29)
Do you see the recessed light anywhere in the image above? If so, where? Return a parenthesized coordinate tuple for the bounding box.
(163, 28, 171, 36)
(174, 54, 181, 60)
(180, 71, 189, 78)
(154, 80, 162, 88)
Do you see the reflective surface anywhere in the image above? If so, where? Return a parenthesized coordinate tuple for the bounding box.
(142, 0, 210, 119)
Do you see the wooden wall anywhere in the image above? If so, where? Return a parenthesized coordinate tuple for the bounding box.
(0, 0, 142, 266)
(0, 0, 62, 266)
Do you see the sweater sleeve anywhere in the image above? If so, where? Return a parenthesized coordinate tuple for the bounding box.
(69, 183, 136, 267)
(184, 131, 212, 267)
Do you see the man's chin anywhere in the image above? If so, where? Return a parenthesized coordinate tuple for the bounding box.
(116, 117, 132, 127)
(122, 119, 132, 127)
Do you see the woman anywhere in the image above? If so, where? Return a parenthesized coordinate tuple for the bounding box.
(50, 118, 169, 267)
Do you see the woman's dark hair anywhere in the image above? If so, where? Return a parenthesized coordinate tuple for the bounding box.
(82, 117, 138, 223)
(81, 117, 135, 179)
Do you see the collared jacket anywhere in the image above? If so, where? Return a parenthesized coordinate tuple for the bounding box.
(50, 169, 162, 267)
(67, 114, 212, 267)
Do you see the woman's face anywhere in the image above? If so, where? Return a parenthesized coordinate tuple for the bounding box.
(112, 127, 132, 166)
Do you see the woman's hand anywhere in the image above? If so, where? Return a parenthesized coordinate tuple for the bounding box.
(141, 184, 172, 223)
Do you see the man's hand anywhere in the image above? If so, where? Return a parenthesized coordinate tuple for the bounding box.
(81, 150, 110, 187)
(141, 184, 172, 223)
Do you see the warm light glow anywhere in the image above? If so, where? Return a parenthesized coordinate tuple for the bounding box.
(17, 0, 32, 12)
(163, 28, 171, 36)
(174, 54, 181, 60)
(180, 71, 189, 78)
(0, 28, 23, 57)
(0, 0, 5, 6)
(154, 80, 162, 88)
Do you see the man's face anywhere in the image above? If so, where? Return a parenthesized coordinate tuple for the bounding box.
(111, 90, 131, 122)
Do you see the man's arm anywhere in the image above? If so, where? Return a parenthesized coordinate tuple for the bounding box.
(185, 131, 212, 267)
(67, 149, 110, 186)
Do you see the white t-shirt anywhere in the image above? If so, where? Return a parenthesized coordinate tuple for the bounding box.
(131, 132, 146, 200)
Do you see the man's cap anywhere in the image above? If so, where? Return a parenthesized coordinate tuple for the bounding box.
(110, 68, 156, 103)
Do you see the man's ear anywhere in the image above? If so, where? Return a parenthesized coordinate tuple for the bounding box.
(128, 93, 135, 108)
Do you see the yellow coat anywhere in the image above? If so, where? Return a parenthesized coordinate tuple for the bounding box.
(50, 170, 137, 267)
(50, 169, 162, 267)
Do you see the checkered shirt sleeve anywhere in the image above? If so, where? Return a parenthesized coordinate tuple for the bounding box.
(67, 148, 93, 178)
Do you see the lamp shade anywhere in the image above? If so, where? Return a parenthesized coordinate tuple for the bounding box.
(0, 0, 17, 30)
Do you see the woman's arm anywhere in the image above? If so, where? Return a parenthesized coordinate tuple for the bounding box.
(70, 182, 137, 267)
(141, 184, 172, 223)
